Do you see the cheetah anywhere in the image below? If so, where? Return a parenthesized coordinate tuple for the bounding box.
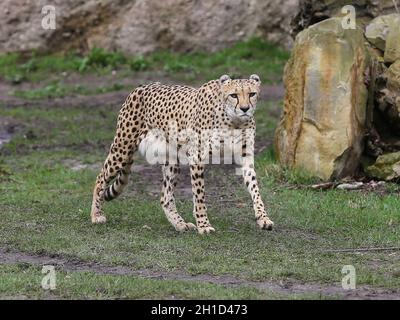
(90, 74, 274, 234)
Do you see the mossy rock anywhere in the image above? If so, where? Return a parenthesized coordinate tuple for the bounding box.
(366, 152, 400, 180)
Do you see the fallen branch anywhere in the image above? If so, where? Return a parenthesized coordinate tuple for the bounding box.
(311, 182, 337, 190)
(324, 247, 400, 253)
(336, 182, 364, 190)
(311, 180, 386, 191)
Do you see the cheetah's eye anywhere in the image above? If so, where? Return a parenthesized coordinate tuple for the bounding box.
(249, 92, 257, 98)
(229, 93, 238, 99)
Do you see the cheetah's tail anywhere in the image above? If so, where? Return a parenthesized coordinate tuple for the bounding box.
(104, 166, 131, 201)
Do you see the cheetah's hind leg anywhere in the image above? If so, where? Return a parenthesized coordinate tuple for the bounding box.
(90, 146, 135, 224)
(91, 88, 146, 224)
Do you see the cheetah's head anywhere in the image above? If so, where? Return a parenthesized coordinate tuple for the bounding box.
(219, 74, 261, 123)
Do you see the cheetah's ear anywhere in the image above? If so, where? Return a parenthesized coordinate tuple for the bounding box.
(250, 74, 261, 84)
(219, 74, 231, 85)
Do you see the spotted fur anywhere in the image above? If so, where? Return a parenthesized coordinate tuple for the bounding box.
(90, 74, 274, 234)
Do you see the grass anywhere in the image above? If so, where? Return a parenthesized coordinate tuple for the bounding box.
(0, 38, 288, 85)
(0, 100, 399, 299)
(131, 38, 289, 82)
(12, 82, 126, 100)
(2, 264, 316, 300)
(0, 52, 84, 84)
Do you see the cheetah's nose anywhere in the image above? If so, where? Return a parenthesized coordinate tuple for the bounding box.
(240, 106, 250, 113)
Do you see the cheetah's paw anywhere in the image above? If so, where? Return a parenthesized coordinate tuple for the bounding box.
(197, 225, 216, 235)
(257, 217, 274, 230)
(91, 213, 107, 224)
(175, 222, 197, 232)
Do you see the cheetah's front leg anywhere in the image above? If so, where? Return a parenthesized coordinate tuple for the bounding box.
(190, 164, 215, 234)
(242, 157, 274, 230)
(161, 164, 196, 232)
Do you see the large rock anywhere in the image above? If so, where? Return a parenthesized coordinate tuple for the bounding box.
(364, 13, 400, 63)
(370, 60, 400, 137)
(364, 18, 400, 160)
(384, 16, 400, 63)
(365, 152, 400, 180)
(365, 14, 400, 51)
(0, 0, 299, 55)
(275, 18, 369, 180)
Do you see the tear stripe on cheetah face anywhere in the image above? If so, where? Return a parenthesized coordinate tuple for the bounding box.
(220, 73, 261, 124)
(90, 74, 274, 234)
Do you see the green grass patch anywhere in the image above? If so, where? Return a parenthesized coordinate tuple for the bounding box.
(2, 264, 317, 299)
(0, 52, 84, 83)
(0, 38, 288, 84)
(134, 38, 289, 82)
(0, 105, 118, 154)
(12, 82, 126, 99)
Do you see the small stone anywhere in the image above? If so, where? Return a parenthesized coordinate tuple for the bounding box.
(366, 152, 400, 181)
